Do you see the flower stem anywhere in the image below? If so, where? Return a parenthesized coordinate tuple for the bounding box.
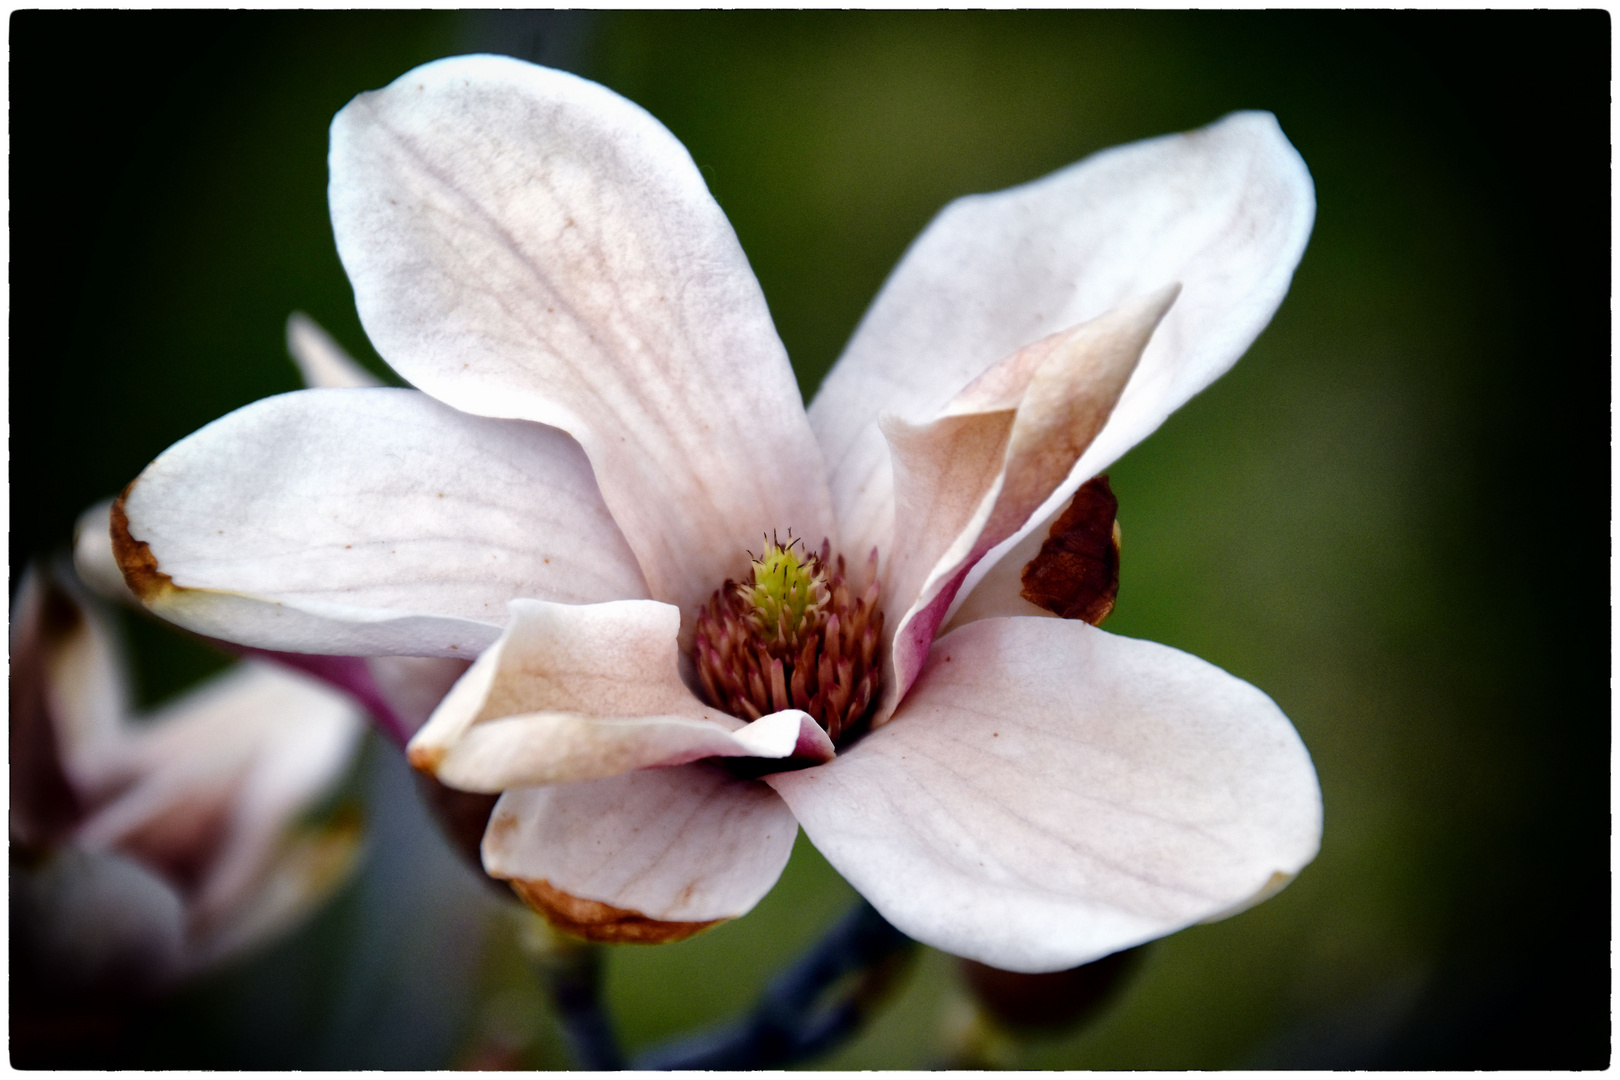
(634, 899, 914, 1069)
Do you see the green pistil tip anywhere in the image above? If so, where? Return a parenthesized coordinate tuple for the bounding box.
(742, 541, 825, 639)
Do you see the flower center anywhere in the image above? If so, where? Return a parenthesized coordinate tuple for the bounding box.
(693, 537, 883, 745)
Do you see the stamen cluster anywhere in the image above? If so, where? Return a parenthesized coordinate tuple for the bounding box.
(694, 539, 883, 744)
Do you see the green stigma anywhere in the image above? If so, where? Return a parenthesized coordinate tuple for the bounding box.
(738, 539, 828, 643)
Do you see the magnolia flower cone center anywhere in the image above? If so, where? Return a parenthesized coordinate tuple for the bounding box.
(694, 539, 884, 743)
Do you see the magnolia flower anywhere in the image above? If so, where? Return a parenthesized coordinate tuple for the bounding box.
(74, 313, 473, 745)
(110, 56, 1321, 973)
(11, 562, 366, 991)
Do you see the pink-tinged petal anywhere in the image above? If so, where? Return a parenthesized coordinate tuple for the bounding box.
(11, 566, 98, 844)
(812, 112, 1314, 573)
(13, 563, 132, 794)
(237, 650, 415, 748)
(483, 763, 798, 926)
(367, 655, 473, 738)
(116, 387, 647, 657)
(878, 290, 1172, 719)
(769, 618, 1321, 973)
(409, 598, 832, 791)
(74, 663, 365, 914)
(179, 666, 366, 933)
(938, 539, 1054, 630)
(285, 311, 382, 389)
(329, 55, 834, 622)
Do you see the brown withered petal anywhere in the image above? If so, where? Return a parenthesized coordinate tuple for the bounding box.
(506, 877, 720, 944)
(1019, 475, 1120, 625)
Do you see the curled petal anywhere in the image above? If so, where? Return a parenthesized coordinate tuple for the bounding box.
(769, 617, 1321, 973)
(330, 55, 834, 623)
(115, 387, 646, 657)
(285, 311, 382, 389)
(878, 289, 1171, 718)
(409, 598, 833, 791)
(483, 763, 798, 928)
(812, 111, 1314, 576)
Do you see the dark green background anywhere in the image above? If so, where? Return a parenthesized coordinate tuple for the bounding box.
(11, 11, 1609, 1068)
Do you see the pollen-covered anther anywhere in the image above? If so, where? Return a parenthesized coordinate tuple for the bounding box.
(693, 538, 883, 745)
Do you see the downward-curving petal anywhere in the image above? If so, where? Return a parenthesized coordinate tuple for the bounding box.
(812, 111, 1315, 573)
(483, 762, 799, 930)
(115, 387, 647, 658)
(329, 55, 834, 623)
(769, 617, 1322, 973)
(409, 598, 833, 792)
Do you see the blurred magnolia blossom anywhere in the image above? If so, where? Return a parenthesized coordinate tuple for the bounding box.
(10, 562, 367, 994)
(109, 56, 1322, 974)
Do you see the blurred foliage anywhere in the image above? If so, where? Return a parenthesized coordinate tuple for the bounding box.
(10, 9, 1608, 1069)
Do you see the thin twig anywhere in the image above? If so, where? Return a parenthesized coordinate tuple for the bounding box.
(634, 899, 914, 1070)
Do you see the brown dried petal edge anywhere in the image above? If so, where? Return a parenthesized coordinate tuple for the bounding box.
(109, 484, 177, 605)
(505, 877, 723, 944)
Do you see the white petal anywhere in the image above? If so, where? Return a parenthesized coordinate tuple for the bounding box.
(409, 598, 832, 791)
(286, 311, 382, 389)
(769, 617, 1321, 973)
(812, 111, 1314, 575)
(483, 763, 797, 923)
(330, 55, 834, 621)
(876, 291, 1170, 717)
(117, 387, 647, 657)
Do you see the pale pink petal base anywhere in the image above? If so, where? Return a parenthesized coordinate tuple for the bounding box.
(483, 763, 799, 923)
(769, 617, 1322, 973)
(813, 111, 1315, 575)
(877, 289, 1172, 719)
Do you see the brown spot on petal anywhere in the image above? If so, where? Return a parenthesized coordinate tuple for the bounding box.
(1019, 475, 1120, 625)
(109, 485, 177, 604)
(505, 877, 721, 944)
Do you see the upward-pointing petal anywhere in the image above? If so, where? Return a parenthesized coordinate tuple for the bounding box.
(812, 111, 1314, 571)
(329, 55, 834, 624)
